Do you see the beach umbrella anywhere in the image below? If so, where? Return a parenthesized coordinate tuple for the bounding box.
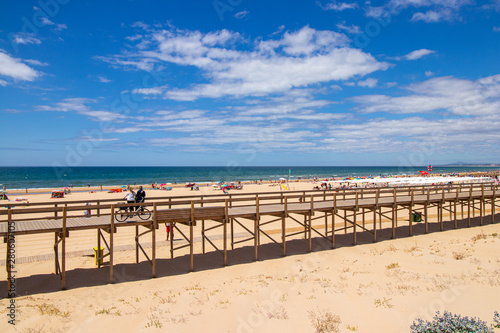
(160, 183, 166, 186)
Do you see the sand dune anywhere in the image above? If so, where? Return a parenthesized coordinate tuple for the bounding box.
(1, 181, 500, 332)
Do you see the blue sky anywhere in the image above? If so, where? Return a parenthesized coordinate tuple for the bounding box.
(1, 0, 500, 167)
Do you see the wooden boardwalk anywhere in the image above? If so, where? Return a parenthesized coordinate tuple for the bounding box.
(1, 183, 498, 295)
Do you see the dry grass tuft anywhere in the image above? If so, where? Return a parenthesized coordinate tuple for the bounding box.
(95, 306, 121, 316)
(309, 308, 341, 333)
(386, 262, 400, 270)
(267, 305, 289, 320)
(452, 251, 468, 260)
(36, 303, 70, 317)
(374, 297, 394, 309)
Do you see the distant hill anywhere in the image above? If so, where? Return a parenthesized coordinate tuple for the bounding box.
(438, 162, 500, 167)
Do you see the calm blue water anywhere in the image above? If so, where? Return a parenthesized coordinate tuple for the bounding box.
(0, 166, 497, 190)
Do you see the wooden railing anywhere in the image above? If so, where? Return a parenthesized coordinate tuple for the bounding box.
(0, 182, 496, 223)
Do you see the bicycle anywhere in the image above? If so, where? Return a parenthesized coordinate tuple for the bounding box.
(115, 203, 151, 222)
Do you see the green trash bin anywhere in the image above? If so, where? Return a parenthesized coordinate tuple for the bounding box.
(94, 246, 104, 265)
(411, 212, 422, 222)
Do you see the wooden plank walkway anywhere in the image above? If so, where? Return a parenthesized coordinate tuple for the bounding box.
(1, 183, 498, 295)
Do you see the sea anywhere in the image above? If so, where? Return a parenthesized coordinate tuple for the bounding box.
(0, 166, 498, 190)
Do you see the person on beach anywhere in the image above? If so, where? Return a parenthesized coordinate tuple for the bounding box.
(135, 186, 146, 211)
(124, 188, 136, 212)
(166, 222, 173, 240)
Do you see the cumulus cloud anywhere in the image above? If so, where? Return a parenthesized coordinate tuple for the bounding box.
(319, 0, 358, 11)
(401, 49, 436, 60)
(336, 22, 361, 34)
(234, 10, 249, 19)
(36, 97, 128, 122)
(102, 26, 390, 101)
(39, 17, 67, 31)
(97, 76, 112, 83)
(11, 33, 42, 45)
(0, 51, 39, 81)
(351, 75, 500, 115)
(357, 78, 378, 88)
(365, 0, 474, 22)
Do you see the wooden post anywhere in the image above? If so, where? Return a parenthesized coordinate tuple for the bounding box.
(409, 189, 414, 236)
(424, 202, 428, 234)
(170, 222, 174, 259)
(362, 207, 365, 229)
(97, 228, 101, 269)
(190, 200, 194, 272)
(152, 203, 156, 278)
(54, 203, 58, 218)
(61, 206, 67, 290)
(373, 208, 377, 242)
(393, 188, 397, 228)
(223, 199, 228, 266)
(135, 225, 139, 264)
(6, 208, 13, 297)
(230, 196, 234, 250)
(353, 208, 357, 246)
(480, 184, 484, 226)
(97, 201, 100, 217)
(439, 202, 443, 231)
(467, 195, 471, 227)
(54, 232, 58, 274)
(255, 196, 260, 261)
(201, 197, 205, 255)
(374, 190, 378, 242)
(309, 195, 313, 252)
(282, 196, 287, 256)
(454, 189, 458, 229)
(492, 185, 496, 224)
(324, 192, 328, 237)
(344, 210, 347, 234)
(391, 191, 396, 239)
(110, 205, 114, 284)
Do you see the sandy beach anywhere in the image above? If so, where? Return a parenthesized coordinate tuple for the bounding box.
(1, 179, 500, 332)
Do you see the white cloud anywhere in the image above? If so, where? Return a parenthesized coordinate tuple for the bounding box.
(24, 59, 48, 66)
(234, 10, 249, 19)
(105, 26, 390, 101)
(0, 79, 8, 86)
(321, 114, 500, 154)
(493, 27, 500, 32)
(425, 71, 434, 77)
(36, 97, 128, 123)
(410, 9, 452, 22)
(336, 22, 361, 34)
(351, 75, 500, 116)
(402, 49, 436, 60)
(40, 17, 67, 31)
(358, 78, 378, 88)
(98, 76, 112, 83)
(319, 1, 358, 11)
(0, 51, 39, 81)
(37, 98, 95, 112)
(366, 0, 474, 22)
(12, 33, 42, 45)
(133, 87, 164, 95)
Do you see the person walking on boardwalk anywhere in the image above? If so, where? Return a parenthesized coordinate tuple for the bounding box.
(124, 188, 136, 212)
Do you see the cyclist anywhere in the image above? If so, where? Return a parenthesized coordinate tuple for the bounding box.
(135, 186, 146, 211)
(124, 188, 136, 212)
